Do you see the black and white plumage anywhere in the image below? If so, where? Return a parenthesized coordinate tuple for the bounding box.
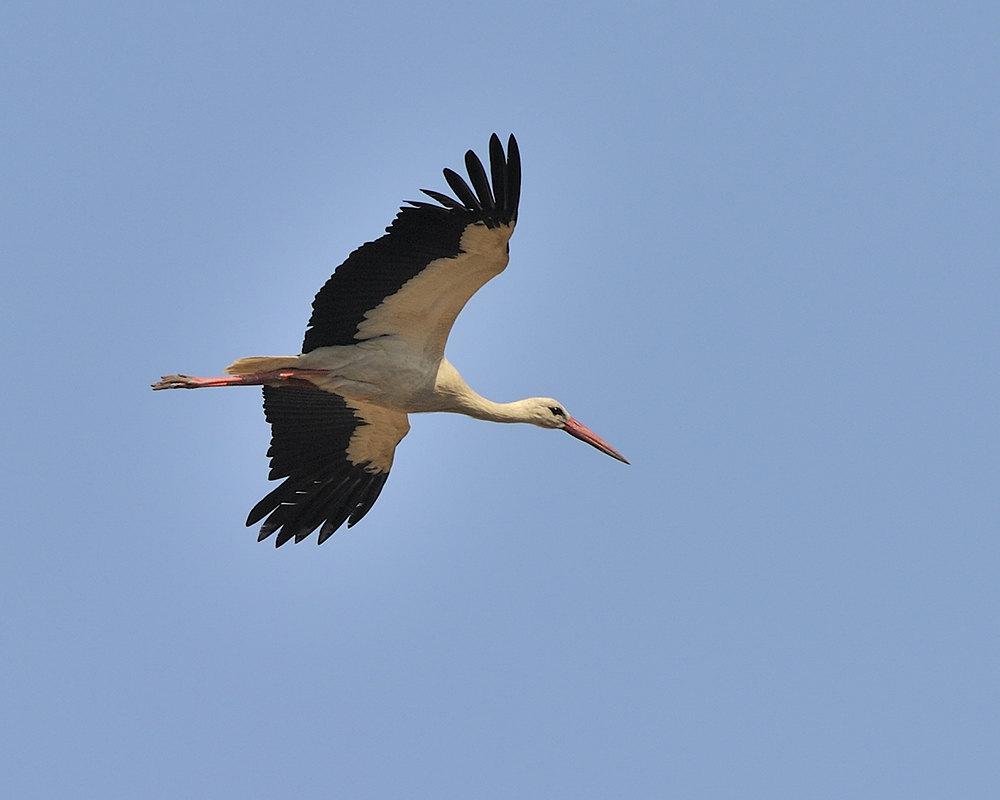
(154, 134, 627, 546)
(247, 387, 402, 545)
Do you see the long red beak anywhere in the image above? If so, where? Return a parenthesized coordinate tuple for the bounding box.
(563, 417, 630, 464)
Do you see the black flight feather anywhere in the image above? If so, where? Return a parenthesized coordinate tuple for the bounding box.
(419, 189, 464, 209)
(505, 134, 521, 223)
(464, 149, 495, 213)
(443, 167, 481, 211)
(489, 133, 507, 214)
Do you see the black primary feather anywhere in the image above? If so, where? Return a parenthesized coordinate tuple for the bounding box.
(464, 149, 495, 213)
(505, 134, 520, 223)
(489, 133, 507, 213)
(418, 189, 464, 209)
(443, 168, 481, 211)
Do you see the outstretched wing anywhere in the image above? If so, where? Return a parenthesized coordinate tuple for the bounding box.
(247, 386, 410, 546)
(301, 133, 521, 359)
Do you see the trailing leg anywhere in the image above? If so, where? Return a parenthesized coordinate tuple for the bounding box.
(151, 368, 331, 391)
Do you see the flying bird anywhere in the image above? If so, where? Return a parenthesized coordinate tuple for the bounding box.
(154, 134, 628, 546)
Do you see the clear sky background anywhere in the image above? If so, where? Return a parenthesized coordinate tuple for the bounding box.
(2, 2, 997, 798)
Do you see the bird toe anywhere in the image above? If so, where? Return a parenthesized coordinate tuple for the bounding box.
(151, 374, 192, 390)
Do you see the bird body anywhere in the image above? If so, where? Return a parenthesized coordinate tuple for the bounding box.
(155, 134, 627, 546)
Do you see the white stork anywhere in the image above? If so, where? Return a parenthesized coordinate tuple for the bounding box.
(154, 134, 628, 546)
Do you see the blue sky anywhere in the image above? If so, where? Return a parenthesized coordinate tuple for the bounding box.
(2, 2, 998, 797)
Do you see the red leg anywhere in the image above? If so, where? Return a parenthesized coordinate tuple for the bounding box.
(151, 368, 330, 391)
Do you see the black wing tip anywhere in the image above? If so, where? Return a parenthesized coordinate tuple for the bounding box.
(416, 134, 520, 228)
(249, 466, 390, 547)
(505, 134, 520, 223)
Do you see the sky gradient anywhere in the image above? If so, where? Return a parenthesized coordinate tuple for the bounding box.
(3, 2, 998, 798)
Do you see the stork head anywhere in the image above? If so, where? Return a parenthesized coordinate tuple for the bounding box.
(527, 398, 630, 464)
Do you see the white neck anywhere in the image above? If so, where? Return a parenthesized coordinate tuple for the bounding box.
(432, 359, 538, 423)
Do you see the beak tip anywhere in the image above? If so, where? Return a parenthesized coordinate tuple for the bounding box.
(563, 417, 629, 465)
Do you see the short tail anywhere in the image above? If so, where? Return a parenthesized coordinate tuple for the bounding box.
(225, 356, 300, 375)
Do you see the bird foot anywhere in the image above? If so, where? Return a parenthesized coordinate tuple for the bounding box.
(152, 374, 200, 390)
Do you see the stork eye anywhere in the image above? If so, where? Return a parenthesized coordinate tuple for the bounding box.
(549, 406, 565, 417)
